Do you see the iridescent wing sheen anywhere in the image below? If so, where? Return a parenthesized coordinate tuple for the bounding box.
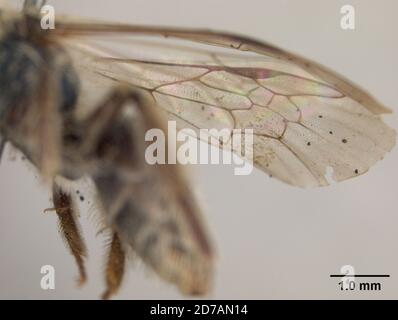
(54, 21, 396, 187)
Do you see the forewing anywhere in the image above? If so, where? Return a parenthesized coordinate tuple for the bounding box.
(54, 21, 396, 187)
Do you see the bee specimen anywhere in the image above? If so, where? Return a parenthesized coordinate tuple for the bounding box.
(0, 0, 395, 298)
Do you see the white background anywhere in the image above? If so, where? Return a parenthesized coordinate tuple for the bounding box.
(0, 0, 397, 299)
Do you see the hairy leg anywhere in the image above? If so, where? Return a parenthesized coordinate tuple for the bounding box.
(52, 181, 87, 286)
(102, 232, 125, 300)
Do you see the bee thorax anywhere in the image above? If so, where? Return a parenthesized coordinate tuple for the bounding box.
(0, 36, 79, 124)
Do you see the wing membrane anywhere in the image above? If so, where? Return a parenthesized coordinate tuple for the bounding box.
(54, 21, 396, 187)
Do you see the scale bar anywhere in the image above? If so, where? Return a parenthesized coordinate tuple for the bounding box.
(329, 275, 390, 278)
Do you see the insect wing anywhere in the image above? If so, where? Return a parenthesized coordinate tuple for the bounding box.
(54, 20, 395, 188)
